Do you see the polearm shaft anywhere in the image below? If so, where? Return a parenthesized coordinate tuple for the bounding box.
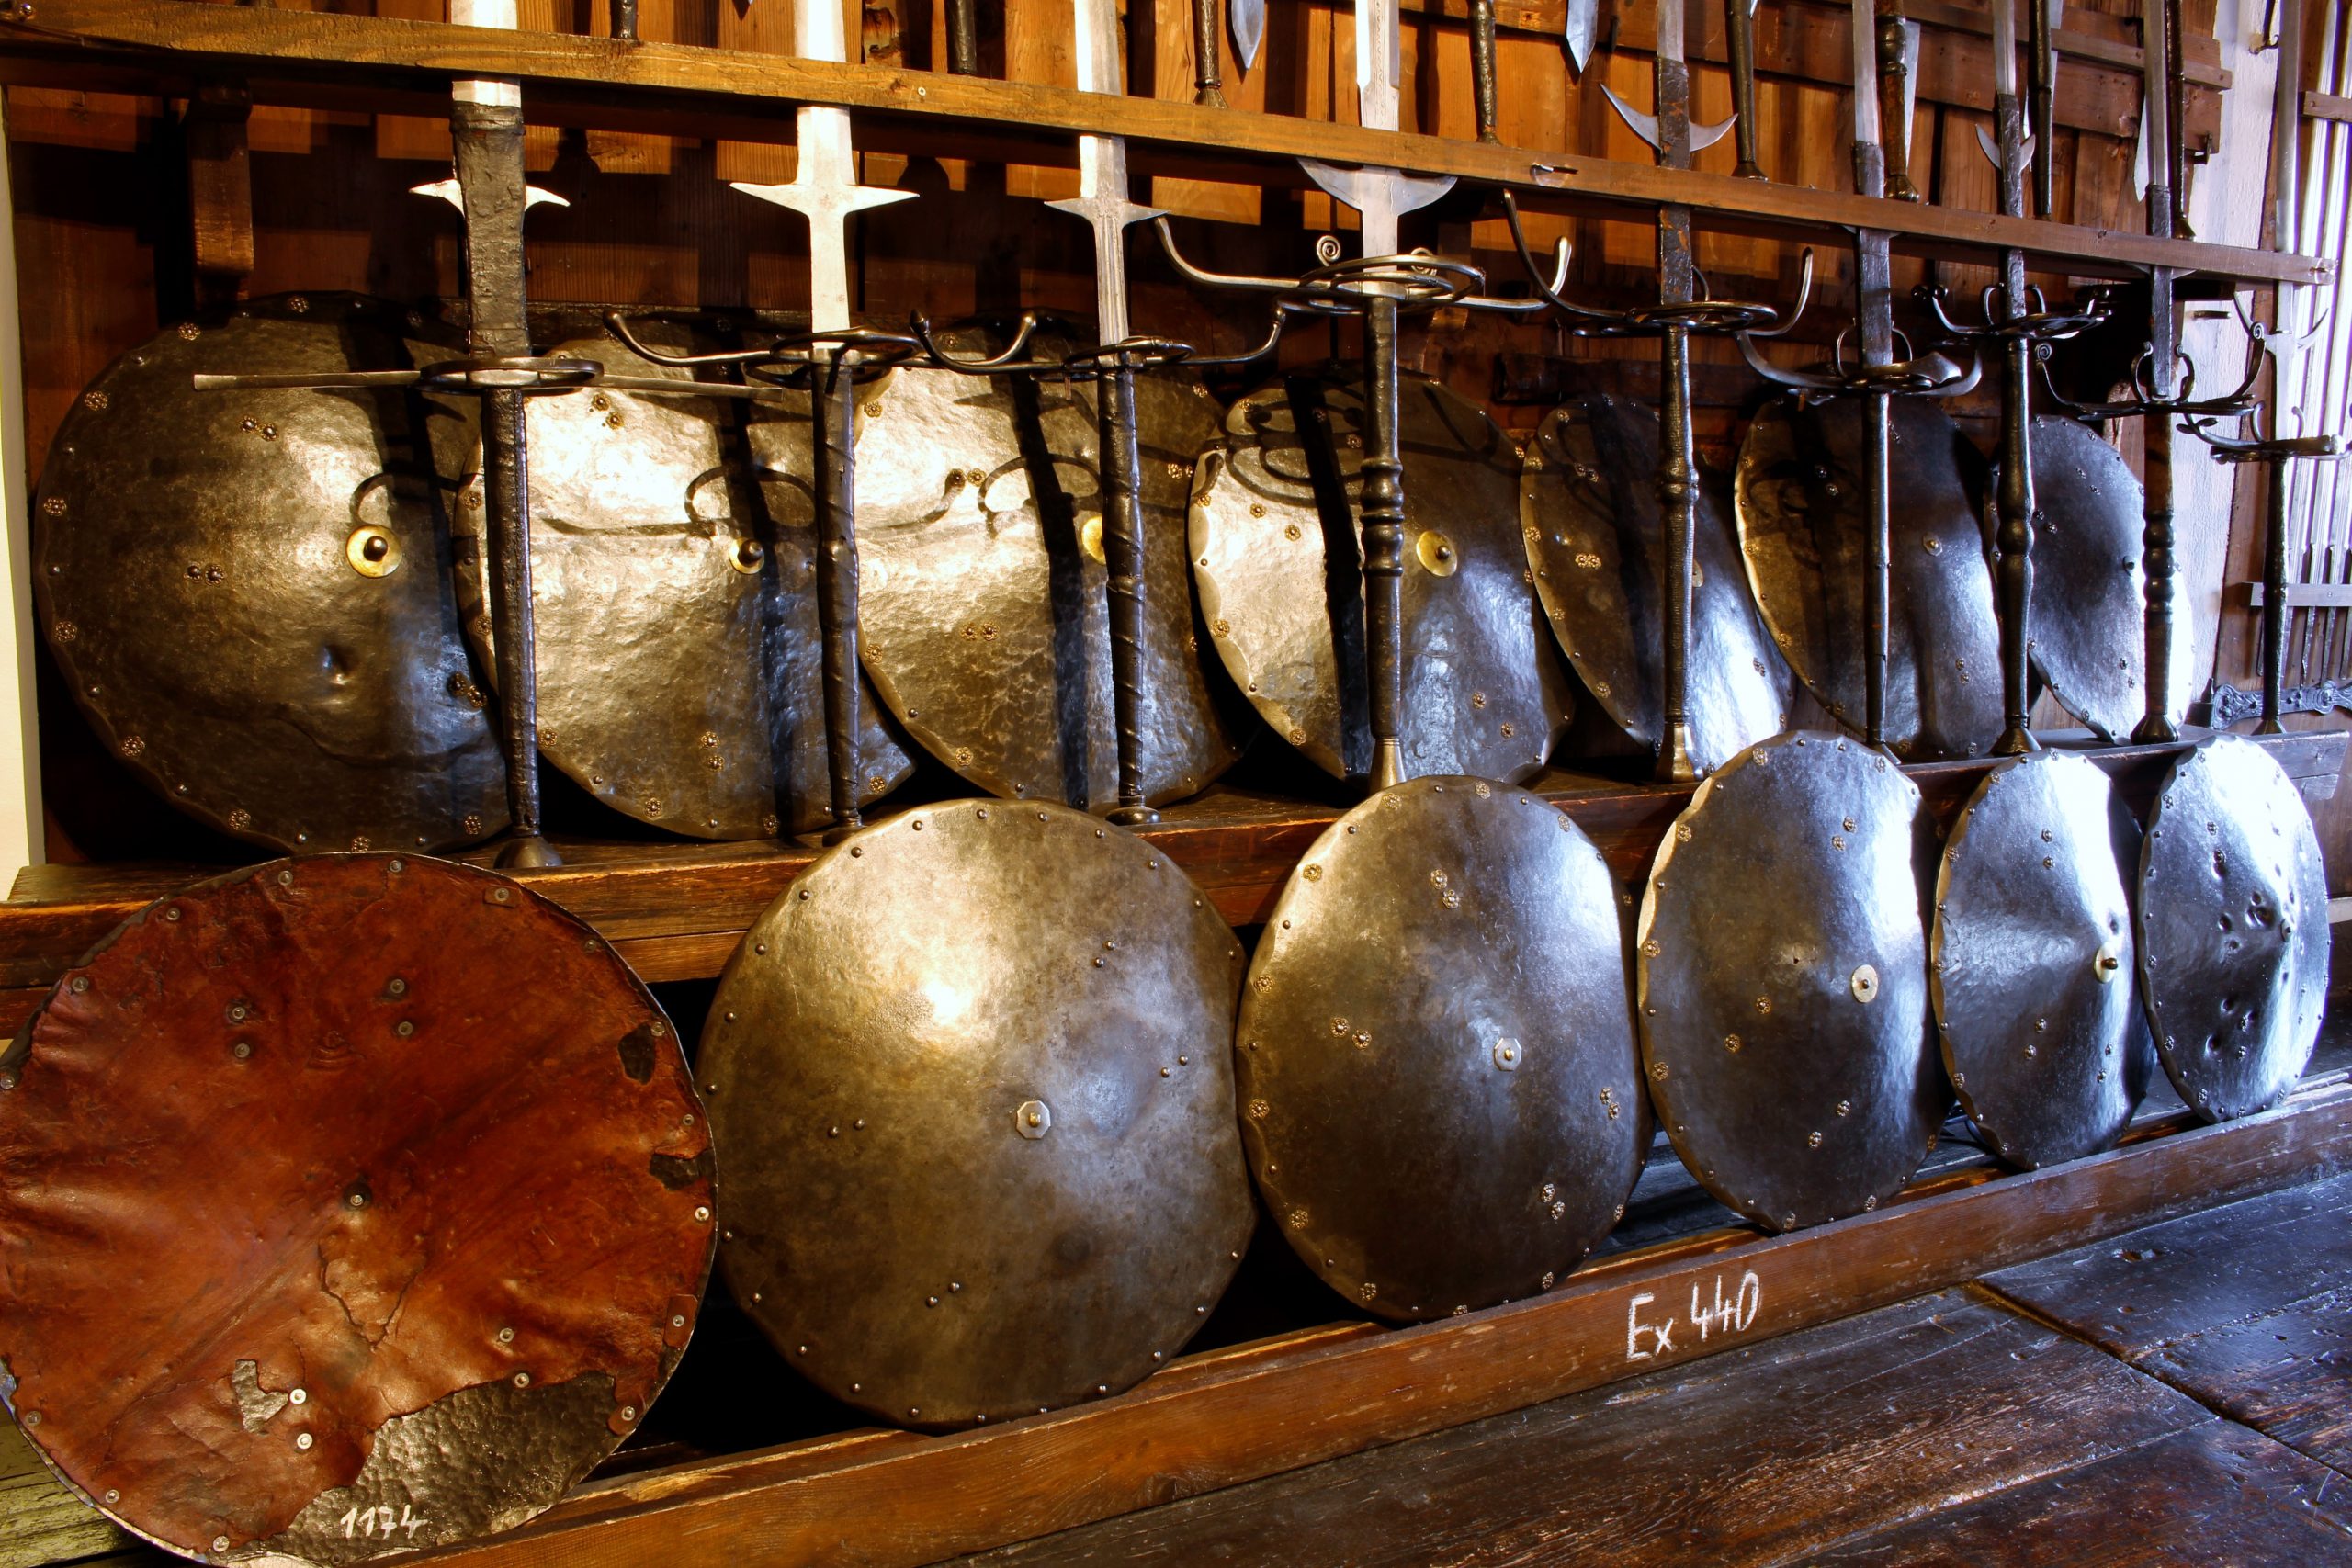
(2029, 0, 2059, 216)
(735, 0, 914, 840)
(1051, 0, 1164, 823)
(1852, 0, 1894, 749)
(1727, 0, 1766, 178)
(1989, 0, 2038, 756)
(449, 0, 556, 867)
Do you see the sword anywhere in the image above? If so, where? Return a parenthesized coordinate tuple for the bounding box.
(732, 0, 916, 840)
(1298, 0, 1456, 258)
(1051, 0, 1166, 823)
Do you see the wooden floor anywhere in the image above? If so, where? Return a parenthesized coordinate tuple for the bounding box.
(952, 1171, 2352, 1568)
(8, 1164, 2351, 1568)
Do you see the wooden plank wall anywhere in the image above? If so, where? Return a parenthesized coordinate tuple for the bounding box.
(0, 0, 2276, 871)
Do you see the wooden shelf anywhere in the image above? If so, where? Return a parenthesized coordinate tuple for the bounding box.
(383, 1075, 2352, 1567)
(0, 0, 2327, 287)
(5, 728, 2341, 1032)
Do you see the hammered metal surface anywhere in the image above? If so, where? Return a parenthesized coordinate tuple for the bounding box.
(0, 854, 713, 1565)
(1930, 750, 2153, 1168)
(2028, 414, 2194, 739)
(1521, 394, 1789, 771)
(452, 312, 914, 840)
(1734, 395, 2000, 759)
(701, 801, 1254, 1427)
(1236, 778, 1641, 1321)
(2138, 736, 2330, 1121)
(1637, 731, 1943, 1231)
(1192, 370, 1573, 784)
(850, 333, 1247, 809)
(32, 294, 505, 853)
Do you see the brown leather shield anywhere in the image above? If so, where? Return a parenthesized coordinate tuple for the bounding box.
(848, 330, 1248, 809)
(1522, 393, 1790, 772)
(1638, 732, 1944, 1231)
(1236, 777, 1643, 1320)
(701, 800, 1255, 1427)
(0, 853, 713, 1564)
(453, 311, 915, 840)
(1191, 369, 1574, 784)
(1735, 394, 2000, 760)
(2138, 735, 2330, 1121)
(2026, 414, 2194, 739)
(1930, 749, 2154, 1168)
(32, 293, 506, 852)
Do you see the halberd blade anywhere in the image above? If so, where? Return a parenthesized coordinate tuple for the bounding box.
(1232, 0, 1265, 70)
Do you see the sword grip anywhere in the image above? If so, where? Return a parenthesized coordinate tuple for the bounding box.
(481, 387, 557, 867)
(2260, 455, 2289, 734)
(1863, 390, 1893, 750)
(813, 354, 867, 842)
(1877, 16, 1921, 201)
(1726, 0, 1765, 178)
(947, 0, 981, 75)
(1471, 0, 1500, 143)
(1193, 0, 1227, 107)
(2133, 410, 2182, 742)
(1361, 296, 1408, 793)
(1993, 335, 2038, 756)
(1657, 324, 1698, 782)
(1099, 364, 1159, 824)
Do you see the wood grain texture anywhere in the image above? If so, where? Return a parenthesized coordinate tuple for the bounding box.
(1984, 1170, 2352, 1472)
(1810, 1421, 2352, 1566)
(0, 0, 2323, 285)
(954, 1292, 2211, 1566)
(260, 1082, 2352, 1568)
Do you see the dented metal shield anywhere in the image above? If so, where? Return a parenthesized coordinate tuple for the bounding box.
(1522, 394, 1790, 772)
(1236, 777, 1643, 1321)
(32, 293, 506, 853)
(1638, 731, 1943, 1231)
(0, 853, 713, 1565)
(2027, 414, 2194, 740)
(1192, 370, 1574, 784)
(848, 331, 1248, 809)
(450, 311, 915, 840)
(1931, 749, 2154, 1168)
(2138, 735, 2330, 1121)
(701, 800, 1255, 1428)
(1735, 394, 2000, 759)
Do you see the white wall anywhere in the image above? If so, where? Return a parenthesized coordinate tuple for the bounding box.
(0, 102, 38, 879)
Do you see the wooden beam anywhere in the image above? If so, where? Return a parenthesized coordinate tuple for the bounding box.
(394, 1081, 2352, 1568)
(0, 0, 2327, 285)
(2246, 581, 2352, 608)
(2304, 90, 2352, 124)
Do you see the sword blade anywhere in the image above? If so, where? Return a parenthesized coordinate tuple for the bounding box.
(1232, 0, 1265, 69)
(1564, 0, 1599, 71)
(1047, 0, 1161, 344)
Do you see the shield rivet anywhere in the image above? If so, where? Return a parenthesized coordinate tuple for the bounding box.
(1015, 1100, 1052, 1138)
(2094, 946, 2123, 982)
(1808, 1131, 1823, 1148)
(1849, 965, 1879, 1004)
(1493, 1037, 1521, 1070)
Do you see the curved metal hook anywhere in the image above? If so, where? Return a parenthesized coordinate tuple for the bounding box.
(605, 311, 778, 368)
(1181, 308, 1295, 367)
(906, 311, 1049, 376)
(1740, 247, 1815, 340)
(1155, 215, 1306, 296)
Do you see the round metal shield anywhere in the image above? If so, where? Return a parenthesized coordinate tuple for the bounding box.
(1192, 369, 1574, 784)
(1930, 750, 2154, 1168)
(701, 801, 1254, 1427)
(0, 853, 714, 1565)
(32, 293, 506, 853)
(1522, 394, 1789, 771)
(453, 311, 914, 839)
(1735, 394, 2000, 760)
(848, 331, 1248, 809)
(2138, 736, 2330, 1121)
(1638, 731, 1943, 1231)
(2026, 414, 2194, 739)
(1236, 777, 1642, 1320)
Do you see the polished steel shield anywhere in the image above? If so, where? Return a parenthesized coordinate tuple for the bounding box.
(1236, 777, 1641, 1321)
(32, 294, 506, 852)
(0, 854, 713, 1565)
(1522, 394, 1788, 772)
(701, 801, 1254, 1427)
(2027, 414, 2194, 740)
(2138, 735, 2330, 1121)
(1930, 749, 2154, 1168)
(848, 332, 1248, 809)
(1735, 394, 2000, 759)
(1192, 370, 1573, 784)
(453, 311, 914, 840)
(1638, 731, 1943, 1230)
